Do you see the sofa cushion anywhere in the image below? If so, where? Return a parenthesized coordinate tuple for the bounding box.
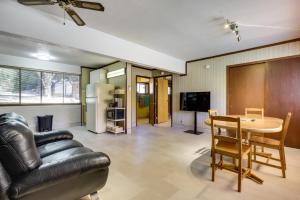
(38, 140, 83, 158)
(42, 147, 93, 164)
(0, 121, 41, 177)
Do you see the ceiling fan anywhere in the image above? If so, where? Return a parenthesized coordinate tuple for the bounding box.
(18, 0, 105, 26)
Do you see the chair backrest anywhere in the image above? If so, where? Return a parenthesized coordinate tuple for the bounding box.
(208, 109, 218, 117)
(245, 108, 264, 119)
(210, 116, 242, 155)
(280, 112, 292, 146)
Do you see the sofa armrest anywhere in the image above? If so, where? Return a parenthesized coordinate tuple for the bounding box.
(34, 130, 73, 146)
(9, 152, 110, 199)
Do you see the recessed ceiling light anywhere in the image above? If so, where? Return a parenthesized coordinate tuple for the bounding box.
(31, 53, 55, 61)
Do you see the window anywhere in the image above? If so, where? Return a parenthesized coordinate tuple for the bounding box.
(21, 70, 41, 104)
(64, 74, 80, 103)
(42, 72, 63, 103)
(137, 83, 149, 94)
(0, 66, 80, 105)
(0, 67, 20, 104)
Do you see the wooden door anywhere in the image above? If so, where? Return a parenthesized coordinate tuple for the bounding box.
(157, 78, 169, 123)
(149, 77, 155, 125)
(264, 58, 300, 148)
(228, 63, 266, 115)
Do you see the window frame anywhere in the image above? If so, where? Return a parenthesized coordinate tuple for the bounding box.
(137, 82, 149, 94)
(0, 65, 81, 106)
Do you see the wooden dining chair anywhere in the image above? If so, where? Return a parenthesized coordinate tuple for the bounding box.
(211, 116, 252, 192)
(208, 109, 221, 134)
(250, 112, 292, 178)
(245, 108, 264, 119)
(208, 109, 218, 117)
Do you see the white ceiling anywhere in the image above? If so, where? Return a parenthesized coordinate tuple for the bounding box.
(31, 0, 300, 61)
(0, 32, 117, 67)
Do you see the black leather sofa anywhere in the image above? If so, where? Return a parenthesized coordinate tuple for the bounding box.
(0, 113, 110, 200)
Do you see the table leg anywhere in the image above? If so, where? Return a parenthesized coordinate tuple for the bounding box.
(246, 131, 251, 144)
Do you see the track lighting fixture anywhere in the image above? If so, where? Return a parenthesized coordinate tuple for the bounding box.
(225, 19, 241, 42)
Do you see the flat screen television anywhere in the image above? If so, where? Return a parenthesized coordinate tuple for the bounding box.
(180, 92, 210, 112)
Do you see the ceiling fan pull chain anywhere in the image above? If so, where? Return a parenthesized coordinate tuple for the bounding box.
(63, 9, 66, 25)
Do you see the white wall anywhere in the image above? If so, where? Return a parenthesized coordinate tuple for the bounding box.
(0, 105, 81, 131)
(131, 67, 153, 127)
(0, 54, 82, 131)
(173, 41, 300, 130)
(0, 0, 185, 74)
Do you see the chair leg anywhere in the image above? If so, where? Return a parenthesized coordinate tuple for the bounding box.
(90, 192, 100, 200)
(238, 158, 242, 192)
(282, 147, 287, 170)
(220, 155, 223, 166)
(254, 145, 257, 161)
(248, 150, 252, 169)
(232, 158, 236, 166)
(212, 151, 216, 182)
(279, 148, 286, 178)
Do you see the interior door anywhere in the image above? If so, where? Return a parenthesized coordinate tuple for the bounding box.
(264, 58, 300, 148)
(228, 63, 266, 115)
(157, 78, 169, 123)
(149, 77, 155, 125)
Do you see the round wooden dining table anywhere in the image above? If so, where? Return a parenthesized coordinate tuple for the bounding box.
(204, 115, 283, 135)
(204, 115, 284, 184)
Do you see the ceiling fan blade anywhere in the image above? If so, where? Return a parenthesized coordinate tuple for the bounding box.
(18, 0, 56, 5)
(72, 1, 105, 11)
(65, 7, 86, 26)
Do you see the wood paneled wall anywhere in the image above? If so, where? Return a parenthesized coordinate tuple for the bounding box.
(173, 41, 300, 132)
(227, 57, 300, 148)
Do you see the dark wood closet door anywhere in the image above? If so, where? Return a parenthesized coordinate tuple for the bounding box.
(228, 63, 266, 115)
(265, 57, 300, 148)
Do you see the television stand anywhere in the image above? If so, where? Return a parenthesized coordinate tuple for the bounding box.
(184, 111, 203, 135)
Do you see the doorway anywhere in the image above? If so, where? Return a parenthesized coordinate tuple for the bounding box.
(136, 76, 151, 125)
(154, 75, 172, 127)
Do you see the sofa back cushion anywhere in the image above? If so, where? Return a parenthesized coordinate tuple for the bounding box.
(0, 112, 28, 127)
(0, 162, 11, 199)
(0, 120, 41, 177)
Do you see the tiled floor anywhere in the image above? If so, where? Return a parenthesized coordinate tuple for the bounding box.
(73, 125, 300, 200)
